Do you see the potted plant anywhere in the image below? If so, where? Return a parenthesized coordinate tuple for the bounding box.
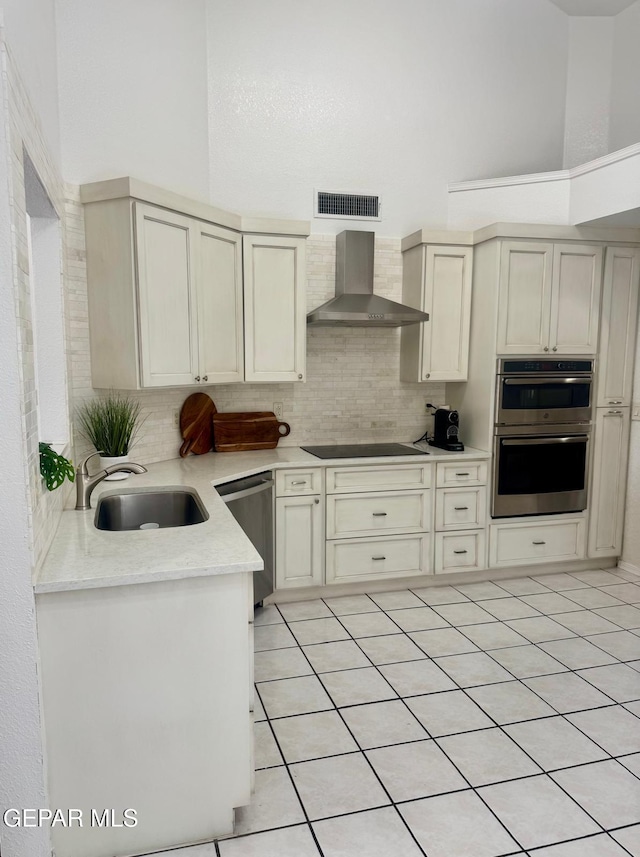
(77, 393, 143, 481)
(39, 443, 75, 491)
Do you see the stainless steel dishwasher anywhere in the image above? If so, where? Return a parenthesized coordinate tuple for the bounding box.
(218, 471, 274, 606)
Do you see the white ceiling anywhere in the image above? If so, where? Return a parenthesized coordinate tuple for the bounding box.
(549, 0, 637, 15)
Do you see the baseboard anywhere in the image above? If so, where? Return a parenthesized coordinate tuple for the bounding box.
(618, 560, 640, 578)
(267, 557, 609, 605)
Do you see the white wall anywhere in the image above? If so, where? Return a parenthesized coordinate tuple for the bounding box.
(56, 0, 210, 200)
(610, 0, 640, 152)
(0, 0, 60, 163)
(205, 0, 569, 234)
(0, 47, 51, 857)
(563, 17, 613, 168)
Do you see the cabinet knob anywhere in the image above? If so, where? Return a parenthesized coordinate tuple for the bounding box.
(203, 375, 208, 382)
(424, 373, 431, 379)
(552, 346, 558, 352)
(298, 374, 303, 380)
(543, 347, 549, 352)
(314, 498, 319, 504)
(195, 376, 200, 382)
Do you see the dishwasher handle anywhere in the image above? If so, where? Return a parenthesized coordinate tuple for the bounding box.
(220, 478, 274, 504)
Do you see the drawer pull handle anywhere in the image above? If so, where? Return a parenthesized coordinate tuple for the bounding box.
(609, 400, 623, 404)
(372, 512, 388, 517)
(372, 556, 386, 561)
(291, 480, 307, 485)
(454, 506, 469, 511)
(453, 549, 468, 554)
(456, 472, 470, 476)
(532, 540, 546, 545)
(608, 410, 623, 415)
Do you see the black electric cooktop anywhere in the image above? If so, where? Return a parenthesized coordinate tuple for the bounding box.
(301, 443, 427, 459)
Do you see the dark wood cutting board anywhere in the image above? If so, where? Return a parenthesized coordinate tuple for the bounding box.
(213, 411, 291, 452)
(179, 393, 217, 456)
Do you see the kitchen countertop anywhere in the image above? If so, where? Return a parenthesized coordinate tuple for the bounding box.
(35, 443, 490, 595)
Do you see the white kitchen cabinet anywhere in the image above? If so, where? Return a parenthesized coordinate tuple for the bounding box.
(326, 463, 431, 494)
(36, 572, 253, 857)
(275, 468, 323, 497)
(275, 495, 323, 589)
(489, 516, 586, 567)
(435, 486, 486, 531)
(596, 247, 640, 408)
(243, 235, 307, 383)
(496, 241, 602, 355)
(588, 407, 631, 559)
(435, 530, 486, 574)
(550, 244, 603, 354)
(400, 243, 473, 382)
(82, 181, 308, 389)
(326, 534, 430, 584)
(326, 490, 431, 540)
(436, 461, 488, 487)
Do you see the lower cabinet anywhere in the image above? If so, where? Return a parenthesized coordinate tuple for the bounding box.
(275, 495, 324, 589)
(588, 407, 631, 559)
(326, 534, 430, 585)
(435, 530, 487, 573)
(489, 516, 586, 567)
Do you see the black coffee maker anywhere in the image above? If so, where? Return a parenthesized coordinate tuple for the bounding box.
(427, 405, 464, 452)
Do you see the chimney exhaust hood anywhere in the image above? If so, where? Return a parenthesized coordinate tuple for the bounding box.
(306, 230, 430, 327)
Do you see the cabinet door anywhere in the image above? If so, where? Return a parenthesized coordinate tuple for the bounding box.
(135, 203, 199, 387)
(196, 222, 243, 384)
(421, 246, 473, 381)
(549, 244, 603, 355)
(243, 236, 306, 383)
(497, 242, 553, 354)
(588, 408, 631, 559)
(275, 496, 323, 589)
(596, 247, 640, 407)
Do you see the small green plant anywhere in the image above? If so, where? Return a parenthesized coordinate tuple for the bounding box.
(77, 393, 143, 457)
(39, 443, 75, 491)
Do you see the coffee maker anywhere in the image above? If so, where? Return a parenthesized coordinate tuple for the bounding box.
(427, 406, 464, 452)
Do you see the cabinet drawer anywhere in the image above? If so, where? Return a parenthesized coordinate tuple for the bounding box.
(327, 490, 431, 539)
(275, 468, 323, 496)
(436, 461, 488, 487)
(326, 534, 430, 584)
(436, 487, 486, 531)
(435, 530, 487, 573)
(326, 463, 431, 494)
(490, 518, 586, 567)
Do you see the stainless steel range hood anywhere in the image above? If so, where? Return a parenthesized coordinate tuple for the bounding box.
(306, 230, 430, 327)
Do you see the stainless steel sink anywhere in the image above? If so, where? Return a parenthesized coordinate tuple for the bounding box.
(95, 489, 209, 531)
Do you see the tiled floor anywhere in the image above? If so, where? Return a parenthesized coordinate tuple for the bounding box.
(166, 567, 640, 857)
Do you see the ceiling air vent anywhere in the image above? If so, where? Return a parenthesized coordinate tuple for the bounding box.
(314, 189, 381, 220)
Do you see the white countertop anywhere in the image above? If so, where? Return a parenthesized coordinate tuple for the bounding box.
(35, 443, 490, 595)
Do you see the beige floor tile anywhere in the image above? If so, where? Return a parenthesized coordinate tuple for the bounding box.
(434, 651, 514, 687)
(254, 623, 297, 652)
(218, 824, 320, 857)
(505, 616, 576, 643)
(386, 605, 450, 632)
(480, 597, 542, 621)
(369, 590, 425, 610)
(340, 699, 427, 749)
(412, 585, 469, 605)
(278, 600, 333, 621)
(338, 611, 402, 639)
(504, 715, 608, 771)
(577, 663, 640, 702)
(586, 630, 640, 661)
(254, 721, 283, 769)
(552, 760, 640, 827)
(538, 637, 618, 669)
(488, 644, 568, 679)
(523, 672, 613, 713)
(289, 617, 350, 646)
(530, 834, 629, 856)
(406, 689, 493, 737)
(234, 767, 305, 835)
(319, 666, 397, 707)
(323, 594, 380, 615)
(290, 753, 389, 820)
(313, 806, 423, 857)
(409, 627, 479, 657)
(467, 680, 556, 724)
(438, 726, 540, 786)
(302, 640, 371, 673)
(378, 659, 456, 697)
(257, 675, 332, 718)
(271, 710, 358, 763)
(356, 633, 427, 665)
(254, 648, 313, 682)
(367, 739, 467, 801)
(567, 705, 640, 755)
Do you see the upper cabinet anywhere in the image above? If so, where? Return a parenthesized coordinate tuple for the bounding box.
(81, 179, 308, 389)
(497, 241, 603, 355)
(243, 235, 306, 383)
(596, 246, 640, 407)
(400, 242, 473, 382)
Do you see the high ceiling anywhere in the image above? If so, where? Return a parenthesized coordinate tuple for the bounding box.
(549, 0, 637, 15)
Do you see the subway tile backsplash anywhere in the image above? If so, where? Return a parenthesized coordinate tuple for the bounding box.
(66, 204, 443, 465)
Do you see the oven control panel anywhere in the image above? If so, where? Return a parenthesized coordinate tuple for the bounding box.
(500, 359, 593, 374)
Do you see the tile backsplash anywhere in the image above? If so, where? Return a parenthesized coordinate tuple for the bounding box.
(66, 210, 444, 465)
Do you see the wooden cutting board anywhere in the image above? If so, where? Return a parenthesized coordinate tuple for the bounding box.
(213, 411, 291, 452)
(179, 393, 217, 456)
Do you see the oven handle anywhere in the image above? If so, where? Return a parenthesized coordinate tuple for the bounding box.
(502, 377, 591, 385)
(501, 436, 588, 446)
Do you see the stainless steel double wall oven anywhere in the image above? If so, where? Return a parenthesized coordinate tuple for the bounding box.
(493, 358, 594, 518)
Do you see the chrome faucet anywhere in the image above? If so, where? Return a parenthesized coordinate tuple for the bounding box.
(75, 452, 147, 511)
